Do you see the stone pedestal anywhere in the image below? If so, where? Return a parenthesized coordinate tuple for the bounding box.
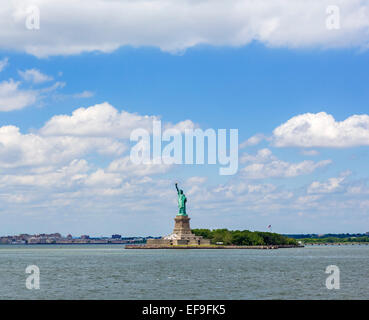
(173, 215, 192, 235)
(147, 214, 211, 246)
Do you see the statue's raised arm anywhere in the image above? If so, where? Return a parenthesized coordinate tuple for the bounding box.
(175, 182, 179, 194)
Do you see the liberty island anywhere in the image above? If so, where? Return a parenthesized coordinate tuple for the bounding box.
(1, 184, 300, 248)
(144, 183, 211, 246)
(127, 183, 300, 249)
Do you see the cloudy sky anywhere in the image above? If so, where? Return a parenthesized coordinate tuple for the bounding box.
(0, 0, 369, 236)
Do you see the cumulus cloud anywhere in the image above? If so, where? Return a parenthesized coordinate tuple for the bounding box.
(84, 169, 123, 188)
(240, 148, 273, 163)
(2, 0, 369, 57)
(273, 112, 369, 148)
(0, 68, 70, 111)
(0, 79, 37, 111)
(307, 171, 351, 194)
(186, 176, 207, 185)
(40, 102, 195, 138)
(240, 148, 331, 179)
(0, 101, 368, 233)
(40, 102, 159, 138)
(184, 178, 297, 214)
(239, 133, 267, 148)
(0, 102, 192, 172)
(164, 119, 196, 133)
(18, 68, 53, 83)
(107, 156, 173, 177)
(0, 125, 126, 168)
(308, 177, 345, 194)
(0, 159, 89, 188)
(242, 159, 331, 179)
(0, 102, 189, 228)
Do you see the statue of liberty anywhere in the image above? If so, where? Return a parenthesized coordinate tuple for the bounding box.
(175, 183, 187, 216)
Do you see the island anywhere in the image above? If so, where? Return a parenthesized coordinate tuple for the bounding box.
(126, 183, 302, 249)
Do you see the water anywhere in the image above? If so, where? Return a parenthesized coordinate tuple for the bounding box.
(0, 245, 368, 299)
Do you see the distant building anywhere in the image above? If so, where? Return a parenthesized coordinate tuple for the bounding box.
(81, 235, 90, 239)
(50, 233, 62, 238)
(112, 234, 122, 239)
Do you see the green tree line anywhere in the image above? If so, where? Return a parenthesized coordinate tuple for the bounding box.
(192, 228, 297, 246)
(300, 236, 369, 244)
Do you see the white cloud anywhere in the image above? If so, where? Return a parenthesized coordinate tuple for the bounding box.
(0, 70, 68, 111)
(273, 112, 369, 148)
(308, 171, 351, 194)
(2, 1, 369, 57)
(0, 79, 37, 111)
(240, 148, 331, 179)
(39, 81, 66, 93)
(0, 58, 9, 72)
(213, 181, 277, 197)
(186, 176, 207, 185)
(40, 102, 159, 138)
(308, 177, 345, 194)
(52, 90, 95, 101)
(0, 101, 186, 224)
(0, 102, 193, 172)
(107, 156, 172, 177)
(347, 183, 369, 195)
(164, 119, 196, 133)
(1, 100, 368, 233)
(239, 134, 267, 148)
(300, 149, 320, 156)
(72, 91, 94, 98)
(40, 102, 195, 139)
(84, 169, 123, 188)
(242, 159, 331, 179)
(18, 68, 53, 83)
(296, 195, 322, 205)
(0, 159, 89, 188)
(240, 148, 273, 163)
(0, 125, 126, 168)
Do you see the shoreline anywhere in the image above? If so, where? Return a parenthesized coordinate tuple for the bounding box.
(0, 243, 136, 246)
(305, 243, 369, 246)
(125, 244, 303, 249)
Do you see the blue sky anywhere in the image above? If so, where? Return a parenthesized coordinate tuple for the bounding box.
(3, 44, 369, 133)
(0, 1, 369, 236)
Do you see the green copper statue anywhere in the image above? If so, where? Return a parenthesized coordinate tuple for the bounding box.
(175, 183, 187, 216)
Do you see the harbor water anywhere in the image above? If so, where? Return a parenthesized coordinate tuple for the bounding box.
(0, 245, 368, 299)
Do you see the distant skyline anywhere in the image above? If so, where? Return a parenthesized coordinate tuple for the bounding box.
(0, 1, 369, 236)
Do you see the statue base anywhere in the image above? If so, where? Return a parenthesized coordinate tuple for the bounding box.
(147, 215, 211, 246)
(173, 215, 192, 235)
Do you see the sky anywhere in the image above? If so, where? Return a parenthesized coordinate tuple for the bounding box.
(0, 0, 369, 236)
